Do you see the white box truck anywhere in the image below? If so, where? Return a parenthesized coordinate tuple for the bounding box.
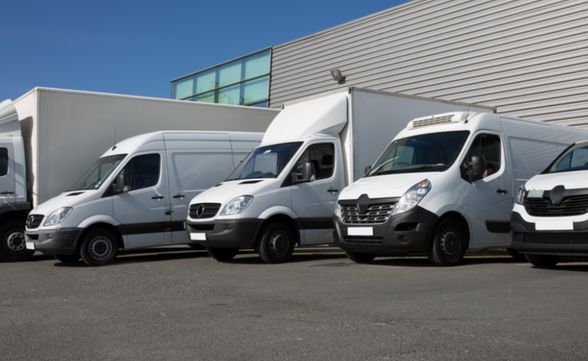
(511, 140, 588, 267)
(185, 87, 493, 263)
(24, 131, 262, 266)
(334, 111, 588, 266)
(0, 88, 278, 262)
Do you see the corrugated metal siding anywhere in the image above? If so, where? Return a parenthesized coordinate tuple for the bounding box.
(270, 0, 587, 126)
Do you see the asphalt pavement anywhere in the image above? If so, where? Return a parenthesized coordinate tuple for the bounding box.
(2, 246, 587, 360)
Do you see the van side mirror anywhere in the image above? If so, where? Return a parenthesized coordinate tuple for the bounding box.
(291, 162, 315, 184)
(466, 154, 486, 182)
(112, 173, 126, 194)
(364, 165, 372, 175)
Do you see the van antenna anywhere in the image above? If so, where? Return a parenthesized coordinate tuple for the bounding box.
(112, 128, 117, 150)
(465, 104, 472, 123)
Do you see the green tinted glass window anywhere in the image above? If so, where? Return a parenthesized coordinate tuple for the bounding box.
(218, 60, 242, 87)
(173, 76, 194, 99)
(218, 85, 240, 105)
(195, 69, 216, 94)
(243, 51, 270, 79)
(243, 76, 269, 105)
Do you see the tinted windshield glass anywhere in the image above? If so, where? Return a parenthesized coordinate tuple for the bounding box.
(226, 142, 303, 180)
(70, 154, 126, 190)
(547, 143, 588, 174)
(367, 131, 470, 176)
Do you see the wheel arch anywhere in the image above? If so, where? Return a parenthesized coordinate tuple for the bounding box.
(255, 214, 300, 249)
(434, 211, 471, 250)
(74, 222, 124, 252)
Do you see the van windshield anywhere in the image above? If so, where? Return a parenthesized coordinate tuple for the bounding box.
(69, 154, 127, 190)
(226, 142, 303, 180)
(546, 142, 588, 174)
(367, 131, 470, 177)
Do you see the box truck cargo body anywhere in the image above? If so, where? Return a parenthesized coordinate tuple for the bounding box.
(185, 87, 493, 263)
(334, 112, 588, 266)
(24, 131, 263, 266)
(0, 88, 278, 261)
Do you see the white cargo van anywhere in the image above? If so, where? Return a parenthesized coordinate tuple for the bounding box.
(511, 140, 588, 267)
(185, 88, 493, 263)
(334, 111, 588, 266)
(24, 130, 262, 266)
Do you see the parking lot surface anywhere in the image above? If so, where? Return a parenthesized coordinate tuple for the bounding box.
(2, 246, 588, 360)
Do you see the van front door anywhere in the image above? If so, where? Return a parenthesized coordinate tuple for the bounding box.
(291, 142, 344, 245)
(112, 153, 168, 249)
(0, 144, 15, 204)
(461, 132, 512, 246)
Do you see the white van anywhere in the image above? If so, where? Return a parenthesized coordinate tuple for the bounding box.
(511, 140, 588, 267)
(24, 131, 262, 266)
(334, 112, 588, 266)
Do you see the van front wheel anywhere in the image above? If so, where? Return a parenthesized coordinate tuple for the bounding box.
(0, 220, 35, 262)
(258, 223, 295, 264)
(80, 229, 118, 266)
(427, 219, 467, 266)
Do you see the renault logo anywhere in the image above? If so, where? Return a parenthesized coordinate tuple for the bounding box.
(196, 204, 206, 218)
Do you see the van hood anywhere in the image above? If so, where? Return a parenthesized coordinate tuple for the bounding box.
(189, 179, 280, 205)
(525, 171, 588, 192)
(30, 191, 94, 215)
(339, 172, 440, 200)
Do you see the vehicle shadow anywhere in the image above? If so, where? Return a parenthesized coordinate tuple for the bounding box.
(52, 246, 211, 267)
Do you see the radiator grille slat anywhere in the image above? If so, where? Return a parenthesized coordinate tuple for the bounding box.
(524, 195, 588, 217)
(341, 203, 395, 224)
(522, 232, 588, 245)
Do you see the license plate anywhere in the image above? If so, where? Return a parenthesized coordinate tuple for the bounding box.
(536, 221, 573, 231)
(190, 233, 207, 241)
(26, 242, 36, 250)
(347, 227, 373, 236)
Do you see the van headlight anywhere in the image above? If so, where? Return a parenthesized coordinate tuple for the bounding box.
(334, 203, 342, 220)
(392, 180, 431, 215)
(43, 207, 73, 226)
(515, 185, 527, 205)
(220, 196, 253, 216)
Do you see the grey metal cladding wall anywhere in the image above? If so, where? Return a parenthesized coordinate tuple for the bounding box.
(270, 0, 588, 126)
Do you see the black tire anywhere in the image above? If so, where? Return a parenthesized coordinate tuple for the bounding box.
(258, 222, 295, 264)
(207, 247, 239, 261)
(427, 219, 467, 266)
(79, 228, 118, 266)
(53, 254, 81, 263)
(345, 251, 376, 263)
(526, 254, 560, 267)
(506, 248, 527, 262)
(0, 220, 35, 262)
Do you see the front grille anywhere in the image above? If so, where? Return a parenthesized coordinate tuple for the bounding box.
(522, 232, 588, 245)
(341, 203, 395, 224)
(343, 236, 383, 244)
(524, 195, 588, 217)
(189, 203, 221, 219)
(26, 215, 44, 229)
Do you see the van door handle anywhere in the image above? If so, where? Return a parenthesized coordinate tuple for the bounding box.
(173, 194, 185, 199)
(151, 195, 164, 200)
(497, 189, 508, 195)
(1, 191, 14, 195)
(327, 188, 339, 193)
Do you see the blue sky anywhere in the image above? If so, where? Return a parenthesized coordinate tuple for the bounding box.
(0, 0, 409, 102)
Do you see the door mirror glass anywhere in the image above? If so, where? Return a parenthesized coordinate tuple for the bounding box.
(113, 173, 126, 194)
(467, 154, 487, 182)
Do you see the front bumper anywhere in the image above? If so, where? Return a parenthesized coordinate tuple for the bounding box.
(185, 218, 263, 249)
(334, 206, 438, 255)
(510, 211, 588, 257)
(25, 228, 83, 255)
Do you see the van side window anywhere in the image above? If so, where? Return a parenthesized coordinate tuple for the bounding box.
(295, 143, 334, 180)
(120, 154, 161, 191)
(466, 134, 501, 176)
(0, 148, 7, 177)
